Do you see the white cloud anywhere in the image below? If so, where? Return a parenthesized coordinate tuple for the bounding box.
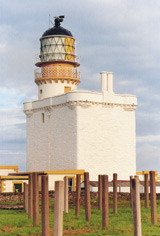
(137, 135, 160, 143)
(137, 144, 160, 172)
(79, 66, 100, 91)
(0, 108, 25, 146)
(0, 150, 25, 155)
(0, 152, 26, 172)
(0, 108, 25, 123)
(0, 43, 6, 52)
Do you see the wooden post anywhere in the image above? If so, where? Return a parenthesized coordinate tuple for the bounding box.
(64, 176, 68, 213)
(33, 172, 39, 226)
(28, 174, 33, 218)
(24, 183, 28, 213)
(53, 181, 64, 236)
(130, 176, 133, 208)
(75, 174, 81, 216)
(131, 177, 142, 236)
(150, 171, 157, 224)
(102, 175, 109, 229)
(113, 173, 117, 214)
(98, 175, 102, 210)
(42, 175, 49, 236)
(0, 177, 1, 193)
(144, 174, 149, 208)
(84, 172, 91, 221)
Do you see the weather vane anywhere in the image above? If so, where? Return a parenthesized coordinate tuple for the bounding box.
(54, 15, 65, 27)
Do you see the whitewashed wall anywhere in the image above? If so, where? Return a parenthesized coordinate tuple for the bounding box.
(26, 105, 77, 172)
(48, 174, 77, 191)
(26, 111, 50, 171)
(38, 80, 77, 99)
(4, 180, 28, 193)
(26, 101, 136, 180)
(77, 105, 136, 180)
(49, 106, 77, 170)
(0, 169, 17, 176)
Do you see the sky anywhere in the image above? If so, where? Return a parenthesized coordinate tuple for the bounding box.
(0, 0, 160, 174)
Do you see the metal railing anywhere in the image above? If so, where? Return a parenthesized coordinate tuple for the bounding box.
(34, 66, 80, 80)
(35, 53, 80, 64)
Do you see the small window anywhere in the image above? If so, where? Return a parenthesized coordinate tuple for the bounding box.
(68, 178, 73, 191)
(64, 86, 71, 93)
(41, 113, 45, 123)
(40, 89, 43, 94)
(14, 183, 22, 193)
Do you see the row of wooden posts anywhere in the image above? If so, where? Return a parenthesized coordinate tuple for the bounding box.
(23, 174, 68, 235)
(23, 171, 157, 236)
(129, 171, 157, 236)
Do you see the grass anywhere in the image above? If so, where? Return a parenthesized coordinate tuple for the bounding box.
(0, 201, 23, 205)
(0, 197, 160, 235)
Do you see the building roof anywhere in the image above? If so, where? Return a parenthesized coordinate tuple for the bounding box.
(0, 176, 28, 180)
(8, 169, 85, 176)
(42, 26, 73, 38)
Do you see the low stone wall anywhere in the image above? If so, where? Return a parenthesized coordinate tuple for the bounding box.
(0, 191, 159, 204)
(0, 193, 24, 203)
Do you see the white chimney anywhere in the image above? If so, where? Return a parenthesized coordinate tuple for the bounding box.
(100, 72, 113, 93)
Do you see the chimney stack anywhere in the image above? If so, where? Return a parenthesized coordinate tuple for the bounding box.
(100, 72, 113, 93)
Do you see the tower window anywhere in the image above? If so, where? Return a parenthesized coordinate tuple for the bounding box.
(64, 86, 71, 93)
(40, 89, 43, 94)
(41, 113, 45, 123)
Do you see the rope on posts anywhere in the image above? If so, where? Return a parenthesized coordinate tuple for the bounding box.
(28, 174, 33, 218)
(98, 175, 102, 210)
(75, 174, 81, 216)
(113, 173, 117, 214)
(41, 175, 49, 236)
(131, 177, 142, 236)
(64, 176, 68, 213)
(53, 181, 64, 236)
(144, 173, 149, 208)
(102, 175, 109, 229)
(150, 171, 157, 224)
(84, 172, 91, 221)
(33, 172, 39, 226)
(24, 183, 28, 213)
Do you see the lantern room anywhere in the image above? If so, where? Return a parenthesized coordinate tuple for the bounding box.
(34, 16, 80, 99)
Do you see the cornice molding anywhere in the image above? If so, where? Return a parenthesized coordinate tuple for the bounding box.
(24, 100, 137, 114)
(24, 110, 33, 118)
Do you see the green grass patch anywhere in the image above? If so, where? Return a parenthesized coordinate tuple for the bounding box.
(0, 201, 23, 205)
(0, 198, 160, 235)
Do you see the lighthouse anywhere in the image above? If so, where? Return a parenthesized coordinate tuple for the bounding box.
(35, 16, 80, 99)
(24, 17, 137, 181)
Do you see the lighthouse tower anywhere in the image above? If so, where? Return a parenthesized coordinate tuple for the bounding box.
(35, 16, 80, 99)
(24, 17, 137, 181)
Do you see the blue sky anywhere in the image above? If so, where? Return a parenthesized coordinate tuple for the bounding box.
(1, 0, 160, 173)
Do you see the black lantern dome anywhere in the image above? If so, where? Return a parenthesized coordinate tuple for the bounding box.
(37, 15, 79, 65)
(42, 16, 73, 37)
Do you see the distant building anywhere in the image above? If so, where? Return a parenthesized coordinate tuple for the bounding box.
(24, 16, 137, 182)
(0, 166, 28, 193)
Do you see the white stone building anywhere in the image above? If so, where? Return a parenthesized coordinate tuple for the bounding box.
(0, 166, 28, 193)
(24, 16, 137, 181)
